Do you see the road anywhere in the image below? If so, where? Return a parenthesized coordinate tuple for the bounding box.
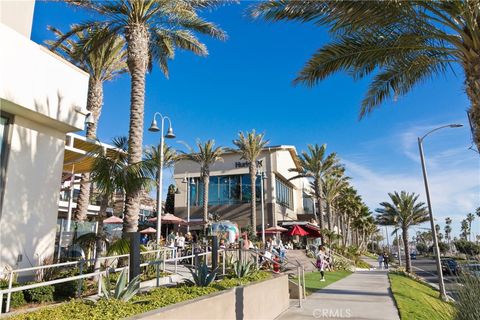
(408, 256, 460, 299)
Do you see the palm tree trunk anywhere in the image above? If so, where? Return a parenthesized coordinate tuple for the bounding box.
(326, 202, 332, 231)
(74, 78, 103, 222)
(315, 179, 325, 244)
(344, 216, 350, 246)
(94, 194, 108, 281)
(202, 173, 209, 233)
(402, 226, 411, 273)
(464, 54, 480, 152)
(249, 163, 257, 230)
(123, 24, 149, 234)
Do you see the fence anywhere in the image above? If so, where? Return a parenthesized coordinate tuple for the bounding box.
(0, 246, 226, 314)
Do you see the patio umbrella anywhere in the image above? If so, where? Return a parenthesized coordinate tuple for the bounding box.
(287, 225, 309, 236)
(264, 226, 288, 234)
(148, 213, 185, 224)
(103, 216, 123, 224)
(140, 227, 156, 234)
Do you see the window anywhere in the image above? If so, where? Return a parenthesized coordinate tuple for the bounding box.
(275, 176, 293, 209)
(189, 174, 260, 206)
(0, 113, 12, 216)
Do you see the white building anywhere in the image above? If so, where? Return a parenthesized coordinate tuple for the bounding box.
(0, 1, 90, 270)
(173, 146, 315, 229)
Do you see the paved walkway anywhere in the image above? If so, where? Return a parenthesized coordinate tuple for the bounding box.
(277, 258, 399, 320)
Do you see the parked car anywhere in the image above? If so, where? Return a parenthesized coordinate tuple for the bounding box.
(441, 258, 459, 276)
(410, 252, 417, 260)
(463, 264, 480, 277)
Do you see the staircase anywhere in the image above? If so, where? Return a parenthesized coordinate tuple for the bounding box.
(284, 249, 317, 274)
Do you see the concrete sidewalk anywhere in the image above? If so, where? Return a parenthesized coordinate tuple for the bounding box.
(277, 267, 399, 320)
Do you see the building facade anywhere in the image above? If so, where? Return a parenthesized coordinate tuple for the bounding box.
(1, 1, 89, 271)
(174, 146, 314, 228)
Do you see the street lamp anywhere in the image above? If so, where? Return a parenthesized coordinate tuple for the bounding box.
(418, 123, 462, 301)
(148, 112, 176, 246)
(257, 170, 267, 244)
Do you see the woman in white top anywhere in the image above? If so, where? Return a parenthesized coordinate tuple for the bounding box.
(316, 245, 327, 281)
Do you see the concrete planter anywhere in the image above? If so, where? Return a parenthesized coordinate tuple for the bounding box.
(128, 274, 289, 320)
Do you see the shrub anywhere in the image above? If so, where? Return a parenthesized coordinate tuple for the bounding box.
(52, 269, 88, 299)
(24, 283, 55, 303)
(232, 260, 255, 278)
(354, 259, 371, 269)
(416, 243, 428, 254)
(454, 240, 480, 256)
(0, 279, 26, 311)
(99, 269, 141, 302)
(455, 274, 480, 320)
(185, 262, 217, 287)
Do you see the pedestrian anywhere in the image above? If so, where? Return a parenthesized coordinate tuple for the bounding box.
(377, 253, 384, 270)
(316, 245, 327, 282)
(176, 232, 185, 257)
(383, 252, 389, 269)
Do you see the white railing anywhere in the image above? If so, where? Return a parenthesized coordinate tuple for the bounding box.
(0, 246, 224, 314)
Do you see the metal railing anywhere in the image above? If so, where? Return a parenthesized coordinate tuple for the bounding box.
(0, 246, 224, 314)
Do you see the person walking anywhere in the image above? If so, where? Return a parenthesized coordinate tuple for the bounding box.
(383, 252, 389, 269)
(316, 245, 327, 281)
(377, 253, 384, 270)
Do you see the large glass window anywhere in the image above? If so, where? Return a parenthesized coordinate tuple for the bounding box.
(189, 174, 260, 206)
(276, 177, 293, 209)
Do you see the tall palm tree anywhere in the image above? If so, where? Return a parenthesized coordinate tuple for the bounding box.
(231, 130, 269, 229)
(54, 0, 227, 233)
(322, 169, 349, 232)
(466, 212, 476, 241)
(47, 26, 127, 222)
(460, 219, 470, 240)
(252, 1, 480, 151)
(289, 144, 339, 243)
(180, 140, 224, 232)
(476, 206, 480, 218)
(337, 186, 362, 246)
(376, 191, 429, 273)
(444, 218, 452, 246)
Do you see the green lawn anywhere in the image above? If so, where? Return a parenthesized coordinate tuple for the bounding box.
(388, 273, 456, 320)
(297, 270, 352, 295)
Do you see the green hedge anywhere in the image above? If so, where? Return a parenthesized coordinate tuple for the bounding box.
(8, 271, 271, 320)
(24, 283, 55, 303)
(0, 280, 26, 311)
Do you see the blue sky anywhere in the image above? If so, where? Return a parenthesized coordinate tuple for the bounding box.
(32, 1, 479, 239)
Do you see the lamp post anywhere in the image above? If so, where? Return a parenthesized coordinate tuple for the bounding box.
(148, 112, 175, 246)
(418, 123, 462, 301)
(257, 170, 267, 244)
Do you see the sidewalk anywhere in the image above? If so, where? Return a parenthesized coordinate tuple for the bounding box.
(277, 259, 399, 320)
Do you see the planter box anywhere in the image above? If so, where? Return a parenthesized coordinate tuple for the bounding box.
(128, 274, 289, 320)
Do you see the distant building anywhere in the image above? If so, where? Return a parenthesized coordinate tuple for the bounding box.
(1, 1, 89, 271)
(173, 146, 315, 229)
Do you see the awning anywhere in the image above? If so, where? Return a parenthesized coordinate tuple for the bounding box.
(63, 133, 119, 174)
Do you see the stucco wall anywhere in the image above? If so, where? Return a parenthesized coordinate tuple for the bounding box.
(0, 115, 65, 271)
(0, 0, 35, 38)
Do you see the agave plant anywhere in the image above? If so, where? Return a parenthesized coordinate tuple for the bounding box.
(185, 262, 218, 287)
(100, 269, 141, 302)
(233, 260, 255, 279)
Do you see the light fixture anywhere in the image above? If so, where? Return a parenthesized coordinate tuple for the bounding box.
(148, 119, 160, 132)
(85, 113, 95, 126)
(175, 188, 181, 194)
(182, 177, 188, 183)
(165, 126, 175, 139)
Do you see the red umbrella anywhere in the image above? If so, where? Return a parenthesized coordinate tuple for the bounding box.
(287, 225, 309, 236)
(103, 216, 123, 224)
(140, 227, 157, 234)
(148, 213, 185, 224)
(264, 226, 288, 234)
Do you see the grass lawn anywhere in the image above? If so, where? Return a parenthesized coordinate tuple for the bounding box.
(389, 273, 456, 320)
(297, 270, 352, 295)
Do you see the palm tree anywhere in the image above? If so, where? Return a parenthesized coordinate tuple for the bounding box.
(88, 136, 150, 275)
(476, 207, 480, 218)
(231, 130, 269, 229)
(322, 169, 349, 232)
(47, 26, 127, 222)
(54, 0, 227, 233)
(460, 219, 470, 240)
(376, 191, 429, 273)
(289, 144, 340, 243)
(466, 213, 475, 241)
(180, 140, 224, 232)
(252, 1, 480, 151)
(444, 217, 452, 246)
(337, 186, 362, 246)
